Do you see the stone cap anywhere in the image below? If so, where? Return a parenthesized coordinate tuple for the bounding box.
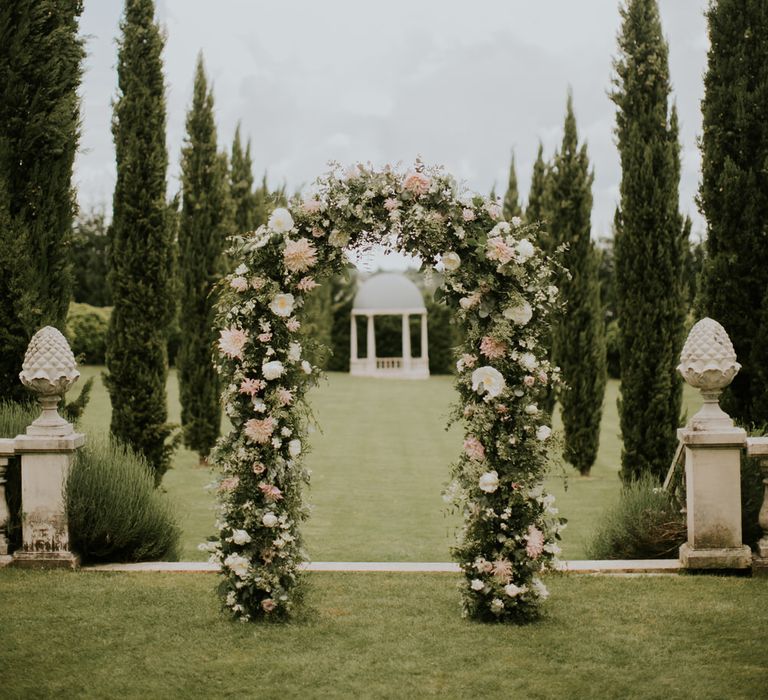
(677, 426, 747, 447)
(13, 433, 86, 454)
(746, 436, 768, 457)
(0, 438, 15, 458)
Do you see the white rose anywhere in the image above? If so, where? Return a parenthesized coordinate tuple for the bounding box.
(301, 360, 313, 374)
(223, 553, 250, 579)
(442, 252, 461, 271)
(470, 578, 485, 591)
(252, 398, 266, 413)
(490, 598, 505, 614)
(519, 353, 538, 371)
(536, 425, 552, 441)
(231, 529, 251, 545)
(262, 360, 285, 380)
(270, 293, 295, 317)
(504, 583, 525, 597)
(268, 207, 294, 233)
(503, 300, 533, 326)
(288, 342, 302, 362)
(511, 216, 522, 227)
(516, 238, 535, 262)
(489, 221, 511, 237)
(471, 366, 506, 398)
(525, 403, 539, 415)
(262, 513, 279, 528)
(478, 471, 499, 493)
(235, 264, 248, 275)
(288, 439, 302, 457)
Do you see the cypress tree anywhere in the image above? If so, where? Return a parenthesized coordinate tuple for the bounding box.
(612, 0, 686, 483)
(0, 1, 84, 400)
(524, 143, 547, 226)
(502, 151, 522, 221)
(699, 0, 768, 426)
(177, 55, 230, 461)
(105, 0, 175, 483)
(548, 94, 606, 475)
(230, 124, 257, 235)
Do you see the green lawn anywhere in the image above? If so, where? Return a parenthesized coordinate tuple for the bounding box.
(75, 367, 701, 561)
(1, 569, 766, 699)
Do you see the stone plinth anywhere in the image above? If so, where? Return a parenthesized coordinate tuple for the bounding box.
(678, 427, 752, 569)
(11, 432, 84, 569)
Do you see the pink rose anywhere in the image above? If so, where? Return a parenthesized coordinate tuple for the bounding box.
(463, 436, 485, 461)
(462, 208, 476, 222)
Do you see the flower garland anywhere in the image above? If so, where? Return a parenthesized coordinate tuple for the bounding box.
(208, 161, 564, 622)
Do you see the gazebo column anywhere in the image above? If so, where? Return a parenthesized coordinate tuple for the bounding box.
(402, 314, 412, 372)
(366, 314, 376, 373)
(350, 314, 358, 363)
(420, 313, 429, 366)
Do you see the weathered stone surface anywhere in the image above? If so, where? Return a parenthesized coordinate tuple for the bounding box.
(680, 543, 752, 570)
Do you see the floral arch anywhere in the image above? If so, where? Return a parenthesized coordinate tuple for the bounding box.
(209, 161, 564, 623)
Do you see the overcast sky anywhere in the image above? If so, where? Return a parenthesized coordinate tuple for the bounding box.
(75, 0, 710, 254)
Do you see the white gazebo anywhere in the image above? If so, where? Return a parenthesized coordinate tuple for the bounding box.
(350, 272, 429, 379)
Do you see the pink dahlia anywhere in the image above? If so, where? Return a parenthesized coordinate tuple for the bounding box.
(219, 328, 248, 360)
(286, 318, 301, 332)
(276, 388, 293, 406)
(526, 526, 545, 559)
(284, 237, 318, 274)
(403, 171, 431, 196)
(244, 417, 276, 444)
(297, 276, 318, 292)
(480, 336, 507, 360)
(239, 378, 265, 396)
(492, 559, 513, 582)
(486, 237, 515, 265)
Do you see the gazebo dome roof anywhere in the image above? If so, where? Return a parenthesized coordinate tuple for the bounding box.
(353, 272, 426, 313)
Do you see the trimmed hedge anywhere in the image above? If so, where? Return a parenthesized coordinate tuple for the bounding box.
(67, 302, 110, 364)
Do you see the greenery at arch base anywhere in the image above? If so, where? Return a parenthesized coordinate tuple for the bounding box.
(208, 162, 565, 623)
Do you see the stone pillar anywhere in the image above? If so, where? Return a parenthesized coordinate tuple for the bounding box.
(350, 314, 358, 362)
(401, 314, 412, 372)
(0, 439, 14, 565)
(13, 432, 84, 568)
(747, 437, 768, 576)
(12, 326, 84, 569)
(420, 313, 429, 363)
(366, 315, 376, 373)
(677, 318, 751, 570)
(678, 428, 751, 568)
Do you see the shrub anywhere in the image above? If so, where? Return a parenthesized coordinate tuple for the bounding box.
(65, 436, 181, 563)
(586, 473, 686, 559)
(67, 302, 111, 364)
